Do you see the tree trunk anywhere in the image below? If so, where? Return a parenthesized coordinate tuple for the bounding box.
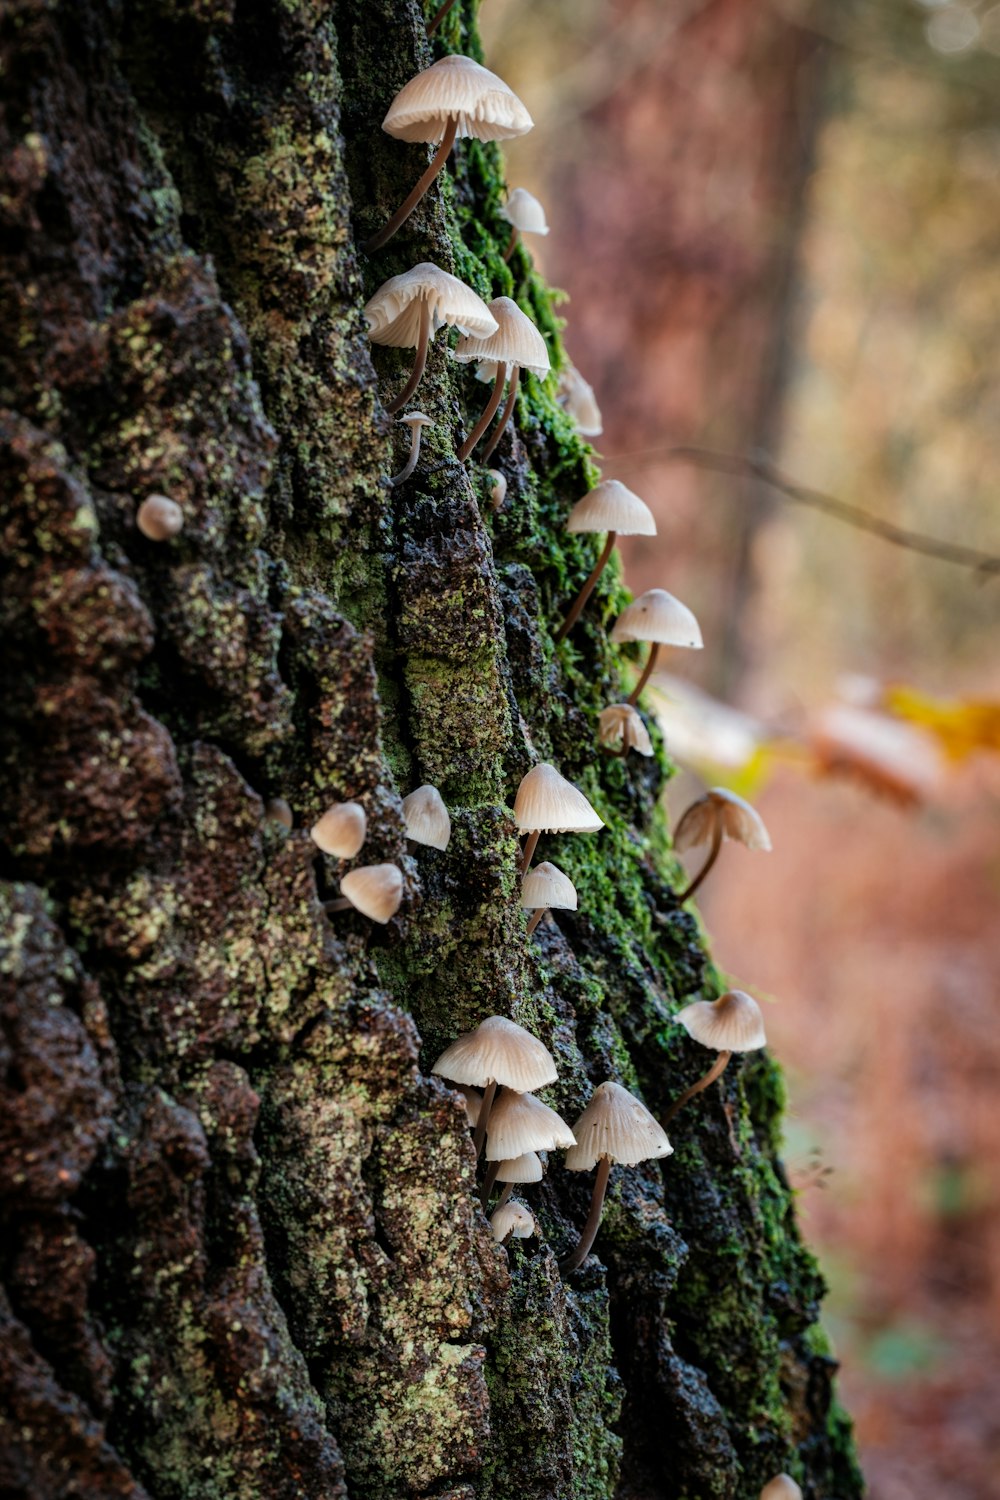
(0, 3, 861, 1499)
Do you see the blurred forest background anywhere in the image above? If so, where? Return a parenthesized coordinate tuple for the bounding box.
(483, 0, 1000, 1496)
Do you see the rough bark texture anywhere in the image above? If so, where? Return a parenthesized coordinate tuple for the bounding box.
(0, 2, 862, 1498)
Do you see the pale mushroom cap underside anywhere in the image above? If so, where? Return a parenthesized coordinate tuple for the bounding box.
(556, 364, 603, 435)
(432, 1014, 558, 1092)
(453, 296, 550, 377)
(564, 1081, 673, 1171)
(760, 1476, 803, 1500)
(521, 861, 577, 911)
(610, 588, 703, 649)
(566, 480, 656, 538)
(513, 762, 604, 834)
(339, 863, 404, 923)
(676, 990, 767, 1053)
(365, 263, 498, 348)
(310, 800, 367, 858)
(485, 1089, 576, 1161)
(490, 1200, 536, 1242)
(495, 1151, 544, 1183)
(382, 55, 533, 144)
(398, 411, 434, 429)
(673, 788, 771, 853)
(401, 783, 452, 850)
(598, 704, 654, 757)
(499, 187, 549, 235)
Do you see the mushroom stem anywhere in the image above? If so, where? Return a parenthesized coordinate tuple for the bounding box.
(663, 1049, 733, 1125)
(385, 302, 432, 416)
(627, 641, 661, 706)
(678, 820, 724, 902)
(495, 1182, 513, 1210)
(520, 829, 541, 876)
(526, 907, 546, 935)
(389, 422, 426, 486)
(324, 897, 352, 912)
(472, 1079, 497, 1158)
(560, 1155, 612, 1275)
(364, 115, 459, 254)
(480, 1158, 500, 1208)
(480, 366, 520, 461)
(502, 227, 519, 263)
(426, 0, 458, 34)
(457, 361, 509, 462)
(555, 532, 617, 644)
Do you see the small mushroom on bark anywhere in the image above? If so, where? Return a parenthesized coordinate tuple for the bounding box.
(665, 990, 766, 1125)
(365, 56, 532, 251)
(598, 704, 653, 759)
(487, 469, 507, 510)
(490, 1199, 535, 1243)
(760, 1478, 803, 1500)
(432, 1014, 557, 1157)
(513, 763, 603, 876)
(326, 863, 403, 924)
(452, 296, 549, 462)
(401, 784, 452, 850)
(137, 494, 184, 540)
(492, 1150, 543, 1209)
(310, 801, 367, 858)
(560, 1082, 672, 1274)
(365, 263, 497, 415)
(610, 588, 703, 706)
(521, 860, 577, 936)
(674, 787, 771, 901)
(555, 481, 656, 643)
(481, 1089, 575, 1203)
(499, 187, 549, 262)
(265, 797, 294, 830)
(556, 363, 602, 436)
(390, 413, 433, 486)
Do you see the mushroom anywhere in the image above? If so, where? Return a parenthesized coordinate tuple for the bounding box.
(556, 363, 602, 437)
(513, 762, 604, 875)
(560, 1081, 672, 1275)
(760, 1478, 803, 1500)
(432, 1014, 558, 1156)
(365, 263, 498, 415)
(664, 990, 767, 1125)
(598, 704, 653, 759)
(490, 1199, 535, 1243)
(521, 860, 577, 936)
(458, 1087, 482, 1128)
(401, 783, 451, 850)
(310, 801, 367, 859)
(137, 494, 183, 540)
(265, 797, 294, 830)
(499, 187, 549, 262)
(555, 481, 657, 643)
(610, 588, 703, 706)
(390, 412, 433, 486)
(452, 297, 549, 462)
(674, 787, 771, 901)
(487, 469, 507, 511)
(364, 56, 532, 252)
(491, 1150, 543, 1209)
(326, 863, 403, 924)
(482, 1088, 575, 1204)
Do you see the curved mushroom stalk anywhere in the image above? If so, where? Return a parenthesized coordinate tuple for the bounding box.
(662, 1049, 732, 1125)
(457, 362, 509, 463)
(426, 0, 459, 35)
(480, 367, 519, 461)
(519, 828, 541, 876)
(560, 1157, 612, 1275)
(502, 227, 519, 263)
(555, 532, 616, 644)
(627, 642, 660, 706)
(385, 302, 432, 416)
(678, 818, 723, 901)
(390, 413, 433, 486)
(365, 118, 458, 254)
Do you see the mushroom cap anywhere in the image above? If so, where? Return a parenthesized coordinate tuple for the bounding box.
(564, 1081, 673, 1171)
(401, 783, 452, 850)
(673, 788, 772, 853)
(566, 480, 656, 538)
(453, 297, 550, 377)
(760, 1478, 803, 1500)
(365, 263, 499, 349)
(487, 469, 507, 507)
(598, 704, 654, 757)
(484, 1090, 576, 1161)
(382, 55, 533, 144)
(432, 1015, 558, 1092)
(520, 861, 577, 912)
(339, 863, 404, 924)
(513, 763, 604, 834)
(675, 990, 766, 1053)
(499, 187, 549, 235)
(494, 1150, 544, 1184)
(265, 796, 294, 829)
(310, 801, 367, 858)
(610, 588, 703, 649)
(137, 494, 184, 540)
(556, 364, 603, 435)
(398, 411, 434, 430)
(458, 1087, 482, 1127)
(490, 1199, 535, 1242)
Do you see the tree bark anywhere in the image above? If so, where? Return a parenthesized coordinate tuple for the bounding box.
(0, 3, 861, 1499)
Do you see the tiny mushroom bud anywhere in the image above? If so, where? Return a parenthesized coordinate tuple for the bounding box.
(365, 56, 532, 251)
(760, 1478, 803, 1500)
(310, 801, 367, 859)
(401, 783, 452, 850)
(556, 363, 602, 436)
(137, 494, 183, 541)
(560, 1082, 672, 1275)
(490, 1199, 535, 1243)
(390, 412, 433, 486)
(521, 860, 577, 936)
(499, 186, 549, 262)
(665, 990, 767, 1125)
(490, 1149, 543, 1210)
(453, 296, 549, 462)
(611, 588, 703, 706)
(265, 797, 294, 830)
(674, 787, 772, 901)
(513, 762, 603, 875)
(555, 481, 656, 643)
(329, 863, 403, 924)
(365, 263, 498, 415)
(432, 1014, 558, 1157)
(487, 469, 507, 511)
(598, 704, 654, 759)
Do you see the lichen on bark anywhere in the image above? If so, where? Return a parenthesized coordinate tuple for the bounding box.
(0, 1, 862, 1498)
